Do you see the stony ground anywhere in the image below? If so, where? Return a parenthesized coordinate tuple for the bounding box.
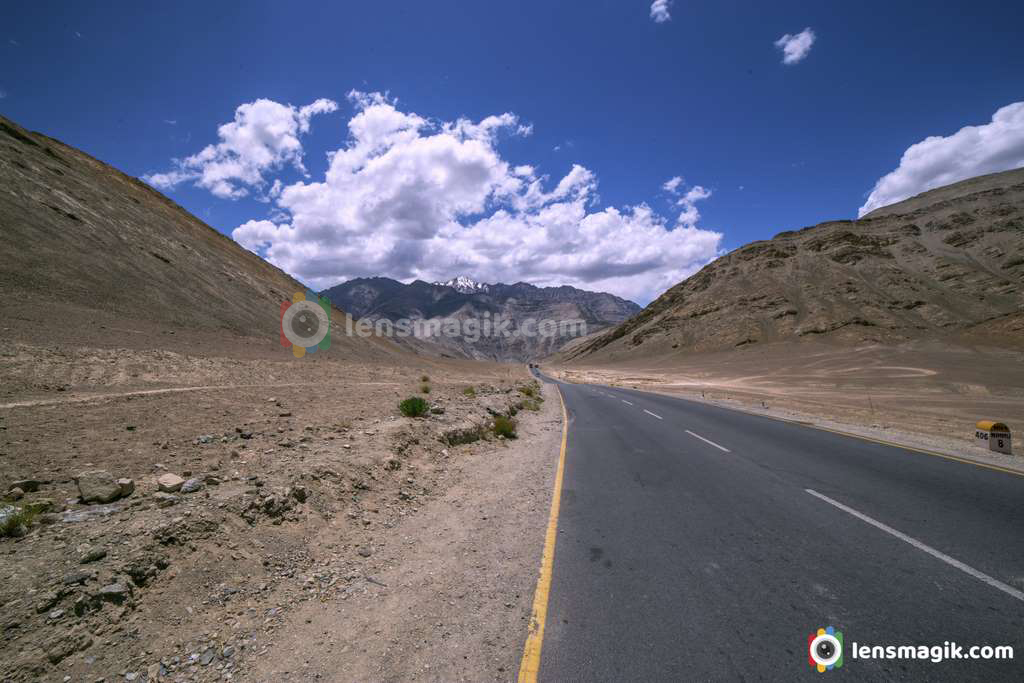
(0, 342, 556, 682)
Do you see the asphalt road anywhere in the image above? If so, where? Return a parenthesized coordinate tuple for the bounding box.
(529, 370, 1024, 681)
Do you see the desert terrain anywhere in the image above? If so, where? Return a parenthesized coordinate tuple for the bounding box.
(0, 114, 564, 682)
(550, 338, 1024, 470)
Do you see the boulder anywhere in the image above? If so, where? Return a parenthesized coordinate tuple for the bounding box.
(152, 492, 179, 508)
(179, 478, 203, 494)
(157, 473, 185, 493)
(116, 478, 135, 498)
(6, 487, 24, 501)
(96, 582, 131, 604)
(75, 470, 122, 504)
(11, 479, 41, 493)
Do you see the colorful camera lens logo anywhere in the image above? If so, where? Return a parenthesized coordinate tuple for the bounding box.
(808, 626, 844, 672)
(280, 290, 331, 358)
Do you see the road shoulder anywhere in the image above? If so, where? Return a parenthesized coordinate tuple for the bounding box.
(248, 382, 564, 682)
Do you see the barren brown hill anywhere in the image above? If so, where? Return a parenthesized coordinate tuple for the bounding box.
(0, 114, 403, 361)
(564, 168, 1024, 361)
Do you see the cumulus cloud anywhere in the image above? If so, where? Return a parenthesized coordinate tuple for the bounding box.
(859, 101, 1024, 216)
(774, 28, 815, 65)
(202, 92, 722, 303)
(650, 0, 671, 23)
(144, 98, 338, 199)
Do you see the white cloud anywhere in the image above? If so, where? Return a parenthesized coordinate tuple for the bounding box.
(0, 89, 6, 99)
(144, 98, 338, 199)
(859, 101, 1024, 217)
(650, 0, 671, 23)
(774, 28, 815, 65)
(215, 92, 723, 304)
(662, 176, 712, 229)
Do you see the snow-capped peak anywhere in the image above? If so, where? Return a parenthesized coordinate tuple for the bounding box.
(435, 275, 490, 294)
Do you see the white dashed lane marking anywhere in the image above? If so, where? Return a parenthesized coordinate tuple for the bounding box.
(685, 430, 730, 453)
(644, 409, 663, 420)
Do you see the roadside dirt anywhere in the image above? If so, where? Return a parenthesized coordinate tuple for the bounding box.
(0, 340, 557, 683)
(550, 339, 1024, 473)
(248, 381, 562, 682)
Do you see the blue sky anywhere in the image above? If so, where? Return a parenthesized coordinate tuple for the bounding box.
(3, 1, 1023, 303)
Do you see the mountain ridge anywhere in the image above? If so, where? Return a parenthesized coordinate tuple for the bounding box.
(562, 167, 1024, 362)
(322, 276, 641, 361)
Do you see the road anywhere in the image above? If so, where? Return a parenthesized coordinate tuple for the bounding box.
(525, 370, 1024, 681)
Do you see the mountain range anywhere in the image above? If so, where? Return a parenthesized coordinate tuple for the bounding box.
(321, 277, 641, 361)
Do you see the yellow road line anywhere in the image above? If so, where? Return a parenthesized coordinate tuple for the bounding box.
(518, 385, 569, 682)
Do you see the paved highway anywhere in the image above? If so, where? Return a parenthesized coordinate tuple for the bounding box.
(524, 370, 1024, 681)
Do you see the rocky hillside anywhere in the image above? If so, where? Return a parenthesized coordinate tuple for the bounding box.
(0, 114, 398, 360)
(322, 277, 641, 361)
(565, 168, 1024, 361)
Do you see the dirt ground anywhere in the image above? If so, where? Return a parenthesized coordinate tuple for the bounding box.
(551, 338, 1024, 472)
(0, 336, 559, 683)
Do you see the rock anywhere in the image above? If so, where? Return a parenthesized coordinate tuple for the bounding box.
(221, 645, 236, 659)
(62, 569, 94, 586)
(11, 479, 41, 493)
(6, 487, 24, 501)
(23, 498, 54, 514)
(80, 546, 107, 564)
(180, 478, 203, 494)
(157, 473, 185, 493)
(288, 486, 308, 503)
(75, 470, 122, 504)
(61, 502, 122, 523)
(430, 405, 445, 415)
(0, 504, 18, 526)
(37, 512, 60, 525)
(117, 478, 135, 498)
(440, 422, 484, 446)
(43, 630, 92, 664)
(35, 591, 62, 613)
(200, 647, 215, 666)
(147, 663, 160, 680)
(153, 492, 179, 508)
(358, 546, 372, 557)
(96, 582, 131, 604)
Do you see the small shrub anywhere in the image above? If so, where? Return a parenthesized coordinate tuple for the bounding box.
(518, 385, 536, 398)
(420, 374, 430, 382)
(492, 416, 518, 439)
(420, 383, 431, 394)
(462, 386, 476, 398)
(0, 507, 36, 538)
(399, 396, 430, 418)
